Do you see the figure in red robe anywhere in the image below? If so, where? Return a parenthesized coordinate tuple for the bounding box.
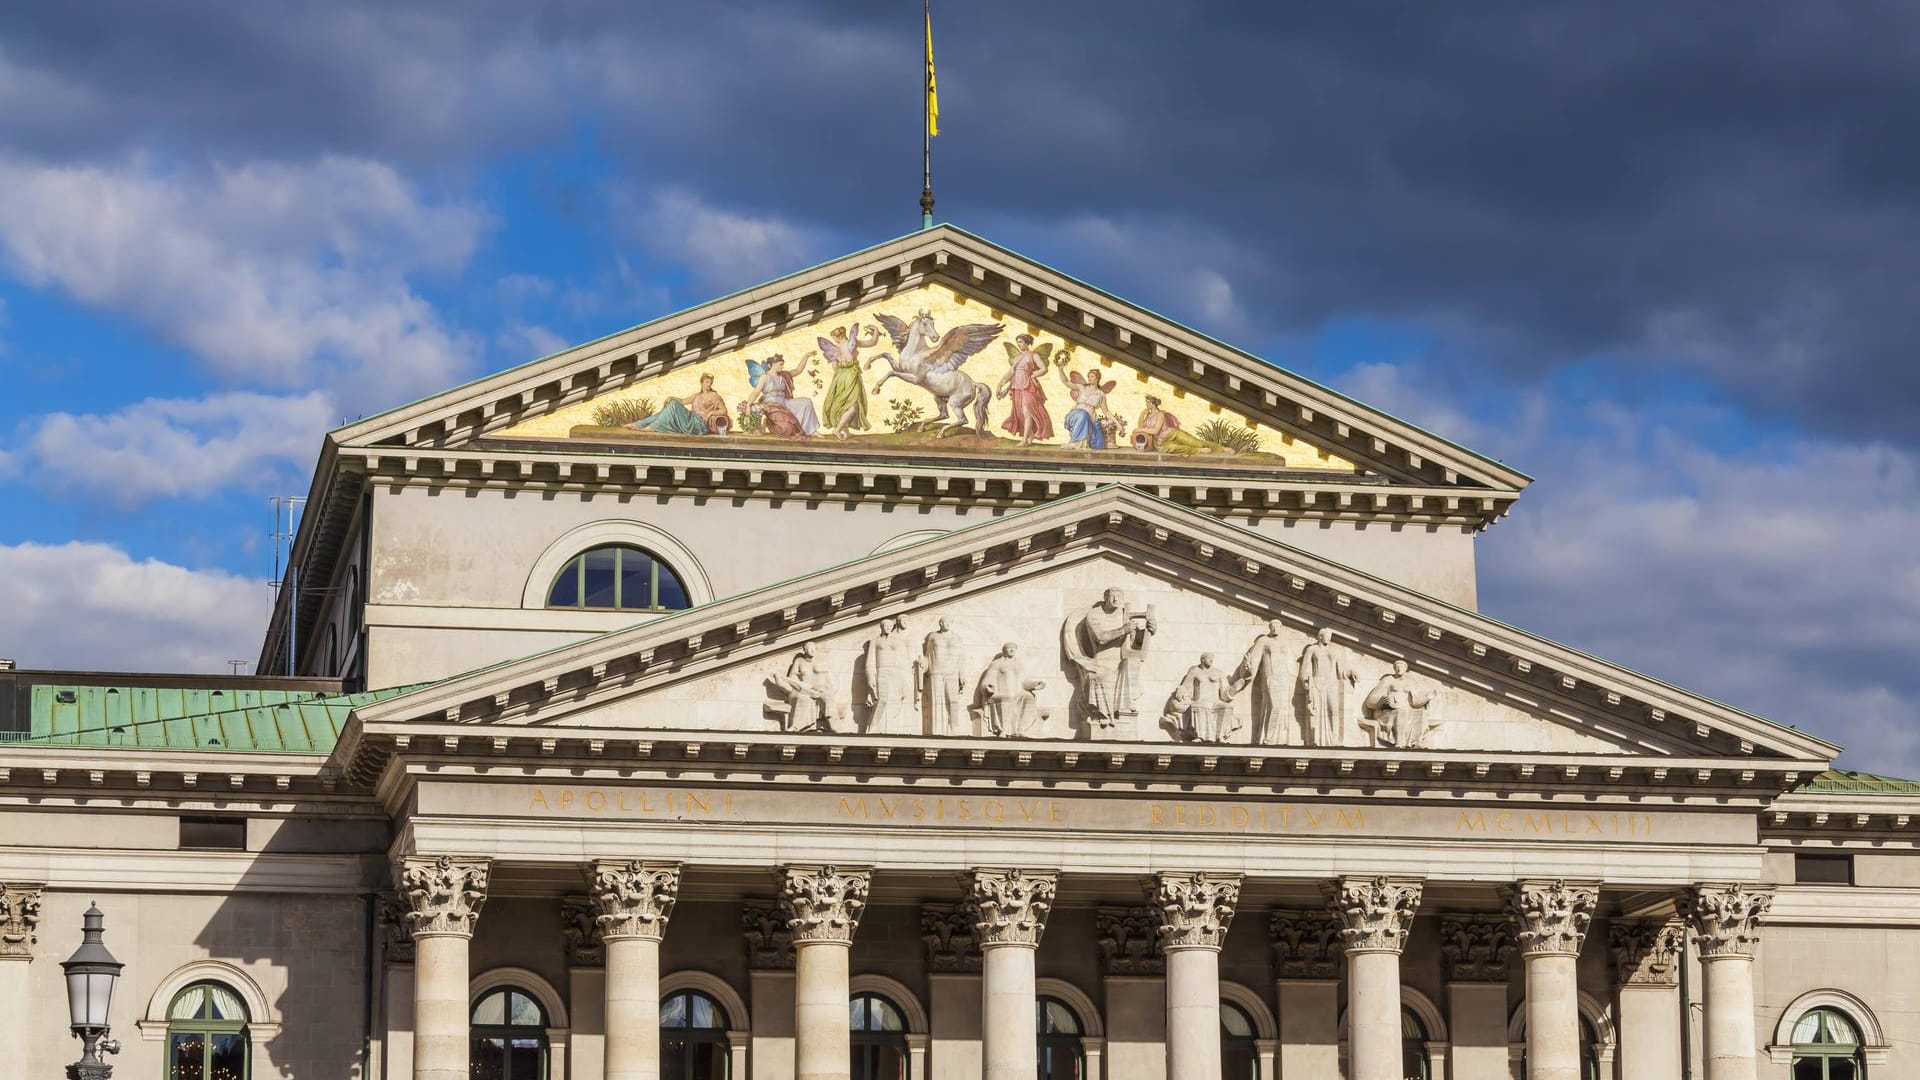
(995, 335, 1055, 444)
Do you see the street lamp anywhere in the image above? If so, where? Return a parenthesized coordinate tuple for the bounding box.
(60, 903, 123, 1080)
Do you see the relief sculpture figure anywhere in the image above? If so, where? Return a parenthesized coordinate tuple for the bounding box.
(977, 643, 1048, 737)
(1236, 618, 1295, 745)
(862, 616, 916, 735)
(921, 617, 970, 736)
(1062, 588, 1156, 740)
(1166, 652, 1243, 744)
(1361, 660, 1437, 749)
(768, 642, 839, 732)
(1298, 628, 1357, 747)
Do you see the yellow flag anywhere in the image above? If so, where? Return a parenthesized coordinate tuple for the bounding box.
(925, 6, 939, 137)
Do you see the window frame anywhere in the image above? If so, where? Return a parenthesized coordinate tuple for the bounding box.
(850, 991, 911, 1080)
(545, 544, 692, 613)
(660, 988, 732, 1080)
(470, 987, 551, 1080)
(1790, 1007, 1868, 1079)
(1036, 995, 1087, 1080)
(166, 982, 250, 1080)
(1220, 1000, 1260, 1080)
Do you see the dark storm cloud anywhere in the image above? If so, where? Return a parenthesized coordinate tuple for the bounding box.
(5, 1, 1920, 438)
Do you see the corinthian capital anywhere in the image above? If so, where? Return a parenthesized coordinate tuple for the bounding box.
(0, 883, 44, 960)
(591, 860, 680, 942)
(1326, 876, 1423, 954)
(1152, 871, 1242, 951)
(1270, 910, 1343, 979)
(1096, 907, 1163, 975)
(1440, 913, 1516, 982)
(776, 864, 871, 944)
(1610, 917, 1684, 986)
(1682, 883, 1773, 959)
(922, 904, 982, 972)
(398, 855, 490, 938)
(965, 868, 1057, 948)
(1504, 880, 1599, 957)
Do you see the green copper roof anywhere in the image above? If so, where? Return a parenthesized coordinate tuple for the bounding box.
(2, 684, 424, 753)
(1799, 769, 1920, 795)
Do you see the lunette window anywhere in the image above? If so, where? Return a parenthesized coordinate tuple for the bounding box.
(471, 987, 548, 1080)
(546, 544, 692, 611)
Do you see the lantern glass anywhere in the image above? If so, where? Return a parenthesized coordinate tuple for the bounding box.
(60, 903, 123, 1035)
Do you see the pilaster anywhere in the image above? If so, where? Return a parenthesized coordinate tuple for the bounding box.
(1441, 913, 1515, 1080)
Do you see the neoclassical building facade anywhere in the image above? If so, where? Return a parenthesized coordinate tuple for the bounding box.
(0, 227, 1913, 1080)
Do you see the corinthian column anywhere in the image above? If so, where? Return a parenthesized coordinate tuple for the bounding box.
(1611, 917, 1685, 1080)
(593, 860, 680, 1080)
(1327, 877, 1423, 1080)
(1153, 872, 1241, 1080)
(778, 864, 871, 1080)
(1506, 880, 1598, 1080)
(398, 856, 490, 1080)
(1684, 884, 1772, 1080)
(966, 868, 1058, 1080)
(0, 883, 43, 1051)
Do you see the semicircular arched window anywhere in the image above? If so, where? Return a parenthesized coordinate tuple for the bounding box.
(1036, 996, 1086, 1080)
(1401, 1007, 1430, 1080)
(471, 987, 549, 1080)
(851, 992, 910, 1079)
(1792, 1007, 1867, 1079)
(167, 981, 250, 1080)
(546, 544, 692, 612)
(1221, 1000, 1259, 1079)
(662, 989, 732, 1079)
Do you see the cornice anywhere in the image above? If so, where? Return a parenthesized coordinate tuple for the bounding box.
(339, 487, 1837, 769)
(329, 227, 1524, 492)
(0, 745, 362, 802)
(342, 445, 1516, 529)
(1762, 790, 1920, 838)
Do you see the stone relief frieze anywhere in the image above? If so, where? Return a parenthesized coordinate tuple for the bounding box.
(921, 903, 983, 972)
(1095, 906, 1164, 976)
(609, 560, 1631, 755)
(1269, 909, 1343, 979)
(1062, 587, 1156, 740)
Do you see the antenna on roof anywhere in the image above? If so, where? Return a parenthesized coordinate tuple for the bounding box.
(228, 660, 252, 676)
(269, 496, 308, 675)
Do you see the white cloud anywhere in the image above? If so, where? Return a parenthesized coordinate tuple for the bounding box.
(0, 542, 266, 673)
(17, 390, 333, 504)
(632, 187, 827, 294)
(497, 322, 569, 360)
(0, 154, 486, 412)
(1332, 358, 1920, 775)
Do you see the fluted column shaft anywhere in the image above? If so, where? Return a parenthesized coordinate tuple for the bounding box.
(967, 868, 1057, 1080)
(1328, 877, 1423, 1080)
(1686, 885, 1773, 1080)
(399, 856, 490, 1080)
(779, 864, 871, 1080)
(1611, 918, 1685, 1080)
(594, 861, 680, 1080)
(1507, 881, 1598, 1080)
(1154, 872, 1241, 1080)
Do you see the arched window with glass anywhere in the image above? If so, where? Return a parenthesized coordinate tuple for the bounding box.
(662, 989, 732, 1079)
(167, 982, 250, 1080)
(1791, 1008, 1867, 1079)
(546, 544, 692, 612)
(1221, 1000, 1260, 1079)
(850, 992, 910, 1079)
(471, 987, 548, 1080)
(1037, 996, 1087, 1080)
(1401, 1006, 1431, 1080)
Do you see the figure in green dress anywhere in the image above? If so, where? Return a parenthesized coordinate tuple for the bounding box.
(814, 323, 882, 439)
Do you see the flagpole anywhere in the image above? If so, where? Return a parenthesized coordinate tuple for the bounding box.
(920, 0, 935, 229)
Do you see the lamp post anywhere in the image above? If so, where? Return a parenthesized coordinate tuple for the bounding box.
(60, 904, 123, 1080)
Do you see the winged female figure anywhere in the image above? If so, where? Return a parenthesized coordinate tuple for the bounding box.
(1060, 366, 1118, 449)
(867, 310, 1005, 435)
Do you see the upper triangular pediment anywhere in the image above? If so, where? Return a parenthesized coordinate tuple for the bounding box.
(328, 227, 1529, 494)
(346, 488, 1835, 775)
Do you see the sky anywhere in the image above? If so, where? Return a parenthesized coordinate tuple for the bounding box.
(0, 2, 1915, 771)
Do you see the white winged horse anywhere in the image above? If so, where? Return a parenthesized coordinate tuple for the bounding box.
(868, 311, 1005, 435)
